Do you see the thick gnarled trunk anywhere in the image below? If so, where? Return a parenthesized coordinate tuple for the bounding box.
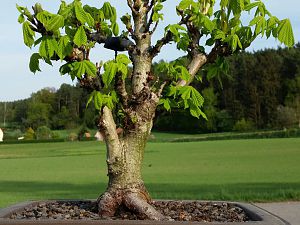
(97, 105, 164, 220)
(96, 3, 164, 220)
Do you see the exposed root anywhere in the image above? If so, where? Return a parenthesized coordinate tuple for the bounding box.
(97, 191, 121, 218)
(97, 187, 165, 221)
(124, 192, 165, 220)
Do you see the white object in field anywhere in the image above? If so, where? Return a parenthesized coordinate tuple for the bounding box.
(94, 131, 104, 141)
(18, 136, 25, 140)
(0, 128, 3, 142)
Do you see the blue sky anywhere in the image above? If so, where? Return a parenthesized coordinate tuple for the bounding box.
(0, 0, 299, 101)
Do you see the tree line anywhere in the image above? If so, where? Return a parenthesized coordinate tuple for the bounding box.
(1, 45, 300, 133)
(155, 44, 300, 132)
(0, 84, 97, 131)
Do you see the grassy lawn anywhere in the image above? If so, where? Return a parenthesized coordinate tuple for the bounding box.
(0, 138, 300, 208)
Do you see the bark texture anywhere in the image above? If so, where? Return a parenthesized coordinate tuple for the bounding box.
(97, 106, 164, 220)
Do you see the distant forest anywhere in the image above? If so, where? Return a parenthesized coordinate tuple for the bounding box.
(1, 44, 300, 133)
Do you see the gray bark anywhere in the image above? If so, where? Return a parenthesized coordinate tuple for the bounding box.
(98, 104, 164, 220)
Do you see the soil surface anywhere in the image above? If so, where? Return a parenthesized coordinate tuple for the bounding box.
(9, 200, 249, 222)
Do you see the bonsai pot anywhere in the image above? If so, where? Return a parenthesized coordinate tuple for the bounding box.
(0, 200, 289, 225)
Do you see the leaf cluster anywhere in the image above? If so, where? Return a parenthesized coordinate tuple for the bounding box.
(175, 0, 294, 54)
(88, 54, 131, 110)
(17, 0, 119, 74)
(159, 85, 207, 119)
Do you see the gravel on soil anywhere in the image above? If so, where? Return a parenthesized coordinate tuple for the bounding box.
(9, 200, 249, 222)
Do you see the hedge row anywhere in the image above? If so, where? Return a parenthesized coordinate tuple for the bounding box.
(149, 129, 300, 143)
(1, 129, 299, 145)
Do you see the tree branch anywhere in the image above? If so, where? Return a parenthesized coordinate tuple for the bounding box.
(147, 0, 155, 13)
(150, 31, 173, 57)
(100, 106, 122, 174)
(150, 10, 190, 58)
(207, 41, 232, 63)
(115, 73, 129, 108)
(145, 8, 155, 32)
(157, 81, 167, 97)
(127, 0, 136, 14)
(177, 53, 207, 86)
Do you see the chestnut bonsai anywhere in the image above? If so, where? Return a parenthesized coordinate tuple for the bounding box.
(17, 0, 294, 220)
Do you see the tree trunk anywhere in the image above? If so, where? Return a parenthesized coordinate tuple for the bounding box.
(97, 106, 164, 220)
(96, 11, 164, 219)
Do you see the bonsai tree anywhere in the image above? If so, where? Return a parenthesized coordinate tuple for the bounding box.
(17, 0, 294, 220)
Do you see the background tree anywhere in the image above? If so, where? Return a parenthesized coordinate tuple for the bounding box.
(26, 88, 55, 129)
(17, 0, 293, 220)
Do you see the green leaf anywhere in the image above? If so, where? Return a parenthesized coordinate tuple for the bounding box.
(59, 62, 74, 75)
(249, 15, 262, 26)
(190, 87, 204, 107)
(65, 27, 77, 39)
(178, 0, 193, 11)
(46, 14, 64, 31)
(94, 91, 103, 110)
(18, 14, 25, 24)
(166, 24, 186, 42)
(111, 22, 119, 36)
(74, 26, 87, 47)
(152, 11, 164, 22)
(176, 66, 190, 81)
(22, 21, 35, 48)
(231, 34, 241, 52)
(86, 90, 95, 108)
(83, 60, 97, 77)
(214, 30, 226, 41)
(29, 53, 42, 73)
(102, 2, 113, 20)
(167, 85, 177, 97)
(57, 36, 73, 60)
(72, 61, 86, 78)
(16, 4, 25, 13)
(58, 1, 71, 18)
(74, 1, 87, 24)
(110, 7, 117, 23)
(190, 103, 207, 119)
(118, 63, 128, 79)
(202, 16, 215, 32)
(249, 16, 266, 36)
(154, 2, 163, 11)
(277, 19, 295, 47)
(244, 1, 260, 11)
(103, 62, 118, 87)
(266, 16, 278, 38)
(116, 54, 131, 65)
(121, 13, 131, 27)
(159, 99, 171, 111)
(86, 13, 95, 27)
(72, 60, 97, 78)
(152, 2, 164, 22)
(39, 36, 58, 59)
(105, 95, 114, 109)
(220, 0, 229, 8)
(179, 86, 192, 100)
(36, 11, 52, 27)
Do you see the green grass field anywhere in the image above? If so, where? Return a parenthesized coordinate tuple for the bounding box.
(0, 138, 300, 208)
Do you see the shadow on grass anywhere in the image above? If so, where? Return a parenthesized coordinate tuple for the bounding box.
(0, 181, 299, 204)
